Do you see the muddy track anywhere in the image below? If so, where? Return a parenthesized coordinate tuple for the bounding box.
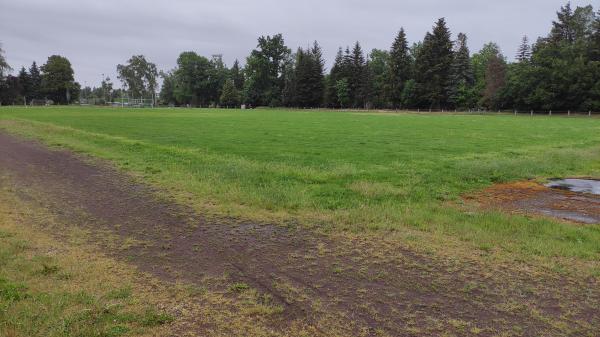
(0, 131, 598, 336)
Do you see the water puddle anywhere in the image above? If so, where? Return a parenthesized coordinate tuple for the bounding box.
(475, 180, 600, 225)
(546, 179, 600, 195)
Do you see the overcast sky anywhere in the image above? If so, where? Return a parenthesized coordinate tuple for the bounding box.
(1, 0, 596, 87)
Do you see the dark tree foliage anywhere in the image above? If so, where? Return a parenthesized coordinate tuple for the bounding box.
(159, 71, 177, 105)
(29, 62, 42, 99)
(17, 67, 30, 102)
(502, 3, 600, 111)
(243, 34, 291, 106)
(447, 33, 475, 108)
(0, 75, 22, 105)
(368, 49, 391, 108)
(388, 28, 412, 108)
(326, 48, 346, 108)
(41, 55, 78, 104)
(220, 79, 240, 107)
(482, 55, 507, 109)
(414, 18, 454, 109)
(291, 42, 325, 107)
(230, 59, 245, 90)
(350, 42, 368, 108)
(173, 51, 211, 106)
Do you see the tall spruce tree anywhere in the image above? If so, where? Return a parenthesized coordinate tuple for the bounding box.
(551, 2, 576, 43)
(309, 41, 325, 107)
(368, 49, 391, 108)
(516, 36, 532, 62)
(350, 42, 367, 108)
(388, 28, 412, 108)
(326, 48, 345, 107)
(230, 59, 245, 90)
(447, 33, 474, 108)
(29, 62, 42, 99)
(414, 18, 454, 108)
(17, 67, 30, 103)
(220, 79, 240, 107)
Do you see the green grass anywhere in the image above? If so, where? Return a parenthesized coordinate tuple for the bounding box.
(0, 189, 173, 337)
(2, 106, 600, 263)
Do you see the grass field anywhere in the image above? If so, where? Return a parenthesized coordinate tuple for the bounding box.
(1, 107, 600, 269)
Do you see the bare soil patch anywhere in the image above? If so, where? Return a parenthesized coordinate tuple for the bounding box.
(0, 131, 598, 336)
(475, 180, 600, 224)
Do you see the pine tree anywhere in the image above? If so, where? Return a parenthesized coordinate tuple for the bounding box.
(447, 33, 474, 108)
(17, 67, 31, 103)
(220, 79, 240, 107)
(326, 48, 345, 107)
(551, 2, 576, 43)
(230, 59, 245, 90)
(350, 42, 367, 108)
(309, 41, 325, 107)
(516, 36, 532, 62)
(414, 18, 454, 108)
(29, 62, 42, 99)
(388, 28, 412, 108)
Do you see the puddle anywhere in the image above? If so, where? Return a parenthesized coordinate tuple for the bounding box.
(546, 179, 600, 195)
(475, 181, 600, 225)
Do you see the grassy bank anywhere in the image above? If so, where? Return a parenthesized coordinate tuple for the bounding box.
(1, 107, 600, 264)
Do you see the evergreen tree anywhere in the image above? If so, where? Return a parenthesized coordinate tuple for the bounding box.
(414, 18, 454, 108)
(326, 48, 345, 107)
(350, 42, 367, 108)
(220, 79, 240, 107)
(17, 67, 31, 103)
(29, 62, 42, 99)
(335, 79, 350, 108)
(551, 2, 576, 43)
(388, 28, 412, 108)
(447, 33, 474, 108)
(516, 36, 532, 62)
(230, 59, 245, 90)
(368, 49, 391, 108)
(309, 41, 325, 107)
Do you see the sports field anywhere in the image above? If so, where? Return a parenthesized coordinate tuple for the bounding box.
(1, 107, 600, 336)
(3, 107, 600, 258)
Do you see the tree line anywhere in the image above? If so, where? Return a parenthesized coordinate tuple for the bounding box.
(1, 2, 599, 111)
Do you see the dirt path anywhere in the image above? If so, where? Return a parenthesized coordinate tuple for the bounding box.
(0, 131, 598, 337)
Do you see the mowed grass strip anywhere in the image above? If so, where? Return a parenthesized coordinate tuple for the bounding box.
(2, 107, 600, 264)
